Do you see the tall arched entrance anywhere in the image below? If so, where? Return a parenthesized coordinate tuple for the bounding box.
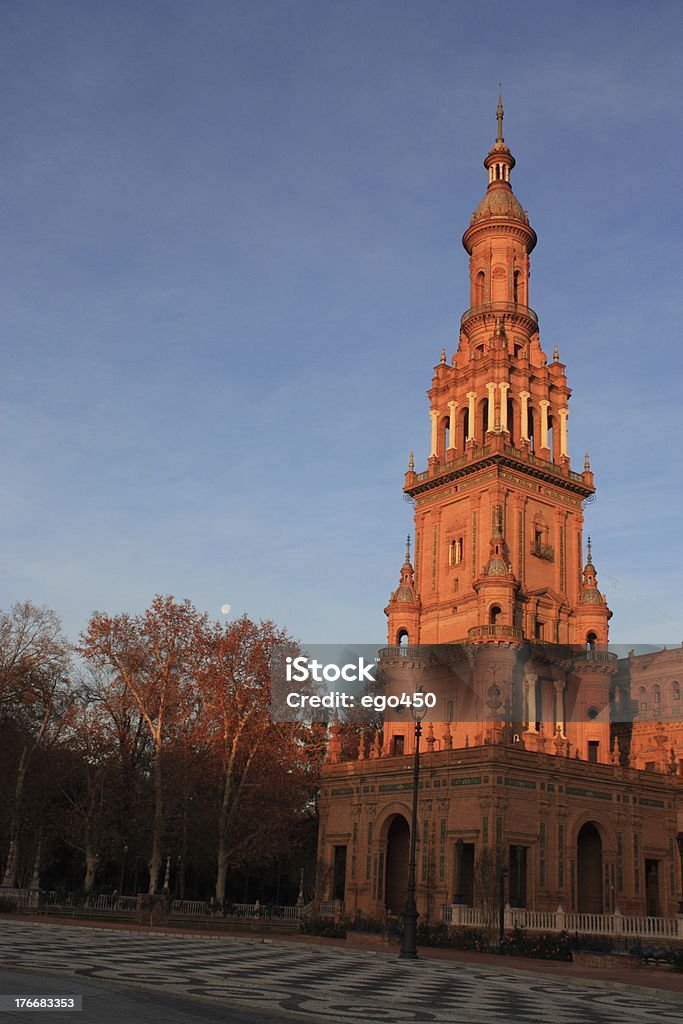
(385, 815, 409, 915)
(577, 822, 603, 913)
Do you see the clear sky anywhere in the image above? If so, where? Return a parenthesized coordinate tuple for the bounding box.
(1, 0, 682, 646)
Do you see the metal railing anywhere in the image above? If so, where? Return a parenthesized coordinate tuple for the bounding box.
(0, 890, 304, 922)
(531, 541, 554, 561)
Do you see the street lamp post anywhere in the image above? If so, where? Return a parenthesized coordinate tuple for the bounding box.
(676, 832, 683, 914)
(453, 838, 464, 905)
(400, 687, 427, 959)
(119, 843, 128, 896)
(498, 861, 508, 946)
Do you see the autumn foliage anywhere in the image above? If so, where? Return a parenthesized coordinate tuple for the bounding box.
(0, 597, 322, 902)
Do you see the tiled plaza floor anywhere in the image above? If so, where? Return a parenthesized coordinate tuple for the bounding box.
(0, 919, 681, 1023)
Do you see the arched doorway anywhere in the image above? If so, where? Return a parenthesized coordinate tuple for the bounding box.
(385, 815, 409, 915)
(577, 822, 603, 913)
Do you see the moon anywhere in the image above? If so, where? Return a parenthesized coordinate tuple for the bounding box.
(220, 603, 231, 616)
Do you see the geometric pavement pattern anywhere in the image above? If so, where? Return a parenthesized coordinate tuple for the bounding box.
(0, 921, 681, 1024)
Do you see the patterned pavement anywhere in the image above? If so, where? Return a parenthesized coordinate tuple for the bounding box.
(0, 920, 681, 1024)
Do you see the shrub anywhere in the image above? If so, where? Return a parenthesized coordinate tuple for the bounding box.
(671, 948, 683, 973)
(299, 916, 346, 939)
(415, 923, 491, 951)
(570, 933, 614, 953)
(0, 897, 18, 913)
(347, 914, 401, 937)
(500, 927, 572, 962)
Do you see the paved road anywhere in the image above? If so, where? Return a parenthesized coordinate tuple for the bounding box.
(0, 920, 681, 1024)
(0, 969, 298, 1023)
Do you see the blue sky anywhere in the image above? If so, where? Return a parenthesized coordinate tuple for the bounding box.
(1, 0, 681, 646)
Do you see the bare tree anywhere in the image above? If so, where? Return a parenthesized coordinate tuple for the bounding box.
(0, 602, 72, 888)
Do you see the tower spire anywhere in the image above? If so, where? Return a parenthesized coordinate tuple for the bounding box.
(496, 85, 504, 143)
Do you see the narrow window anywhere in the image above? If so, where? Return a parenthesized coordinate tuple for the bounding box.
(393, 735, 405, 756)
(449, 537, 463, 566)
(587, 741, 599, 763)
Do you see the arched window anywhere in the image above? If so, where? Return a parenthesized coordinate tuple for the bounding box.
(442, 417, 450, 455)
(654, 684, 661, 704)
(547, 414, 554, 460)
(475, 271, 485, 305)
(489, 605, 502, 625)
(506, 396, 514, 441)
(586, 632, 597, 652)
(639, 686, 647, 711)
(527, 407, 535, 453)
(513, 269, 521, 303)
(673, 681, 681, 701)
(397, 629, 409, 648)
(462, 407, 469, 448)
(481, 397, 490, 437)
(446, 699, 454, 723)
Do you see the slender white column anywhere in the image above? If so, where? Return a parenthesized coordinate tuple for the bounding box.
(539, 399, 550, 450)
(466, 392, 476, 441)
(429, 410, 438, 458)
(526, 673, 537, 732)
(499, 382, 510, 432)
(448, 401, 457, 450)
(558, 408, 569, 458)
(519, 391, 530, 440)
(486, 382, 496, 432)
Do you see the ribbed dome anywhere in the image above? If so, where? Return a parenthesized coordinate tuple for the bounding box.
(486, 557, 509, 577)
(471, 184, 528, 225)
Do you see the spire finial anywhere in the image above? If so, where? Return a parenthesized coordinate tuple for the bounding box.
(496, 85, 504, 143)
(587, 536, 593, 565)
(584, 452, 591, 472)
(405, 534, 411, 563)
(553, 345, 559, 362)
(408, 451, 414, 472)
(440, 346, 447, 364)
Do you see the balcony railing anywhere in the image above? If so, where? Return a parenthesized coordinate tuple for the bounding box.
(442, 904, 682, 939)
(575, 650, 619, 663)
(531, 540, 555, 561)
(460, 301, 538, 329)
(468, 625, 524, 641)
(408, 443, 588, 489)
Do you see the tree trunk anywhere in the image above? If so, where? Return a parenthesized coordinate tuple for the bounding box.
(148, 746, 164, 894)
(83, 849, 99, 894)
(214, 770, 232, 904)
(1, 745, 29, 888)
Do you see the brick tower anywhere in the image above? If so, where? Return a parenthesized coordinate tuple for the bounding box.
(383, 96, 614, 762)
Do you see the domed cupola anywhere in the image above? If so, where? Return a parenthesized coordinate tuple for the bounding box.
(579, 537, 605, 606)
(464, 91, 537, 249)
(384, 536, 421, 645)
